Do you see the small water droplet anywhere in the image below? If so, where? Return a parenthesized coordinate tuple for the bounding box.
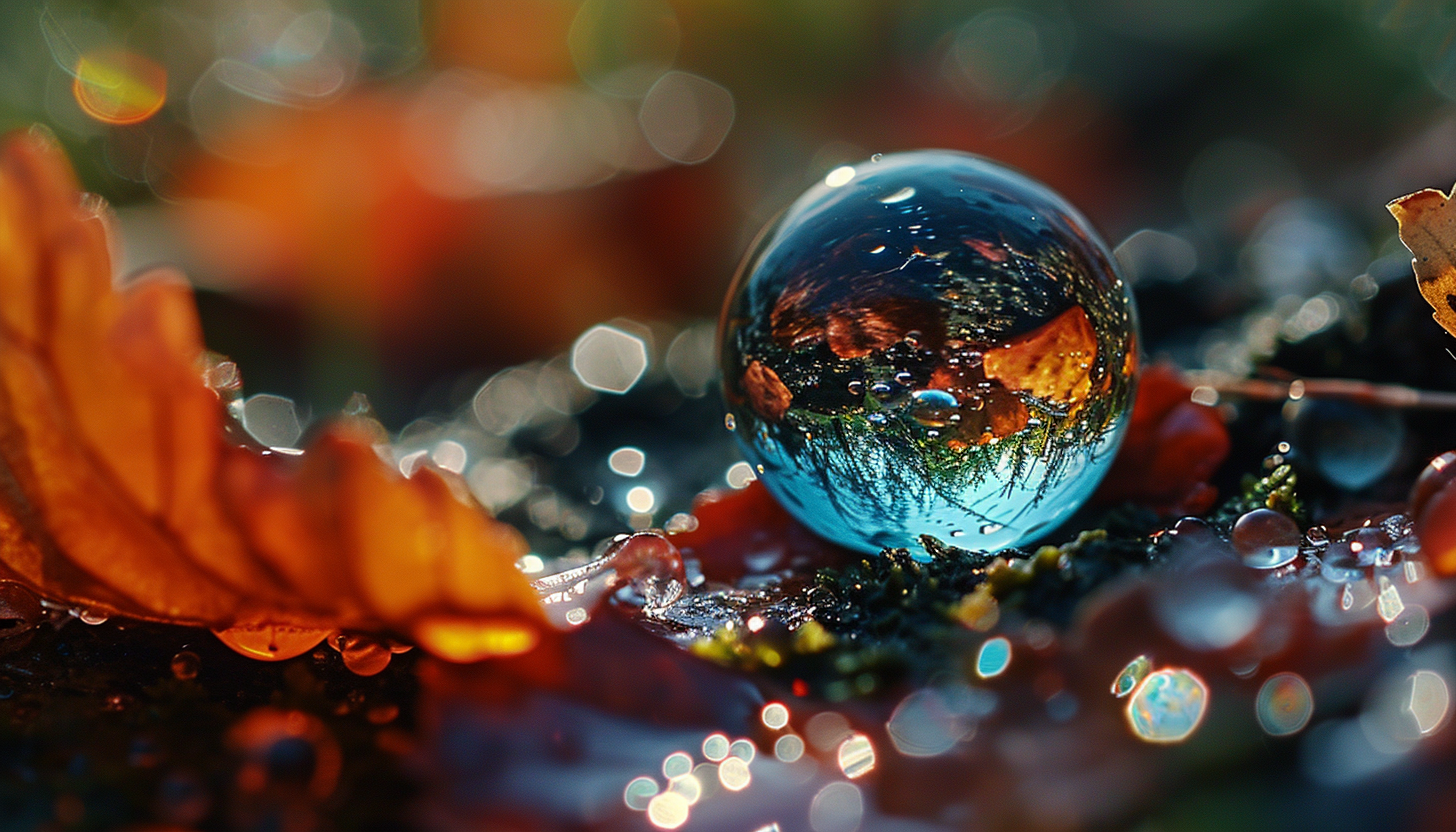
(846, 380, 866, 397)
(1112, 655, 1152, 698)
(870, 153, 883, 162)
(170, 651, 200, 681)
(77, 609, 108, 625)
(331, 633, 394, 677)
(1340, 583, 1355, 611)
(212, 623, 331, 662)
(1231, 508, 1301, 569)
(724, 413, 736, 431)
(979, 522, 1005, 535)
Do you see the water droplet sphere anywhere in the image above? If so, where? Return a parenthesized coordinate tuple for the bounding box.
(719, 151, 1137, 553)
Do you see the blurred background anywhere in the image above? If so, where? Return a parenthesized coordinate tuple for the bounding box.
(2, 0, 1456, 445)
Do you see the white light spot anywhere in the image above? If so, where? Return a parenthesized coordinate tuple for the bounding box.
(662, 751, 693, 780)
(702, 734, 729, 761)
(646, 792, 690, 829)
(879, 186, 915, 203)
(626, 486, 656, 513)
(667, 773, 701, 805)
(1410, 670, 1450, 735)
(466, 458, 533, 512)
(517, 554, 545, 575)
(609, 446, 647, 476)
(726, 461, 757, 489)
(398, 449, 429, 477)
(241, 393, 303, 449)
(718, 756, 751, 791)
(824, 165, 855, 187)
(431, 440, 467, 474)
(624, 776, 659, 810)
(810, 782, 863, 832)
(774, 734, 804, 762)
(639, 70, 735, 164)
(1190, 385, 1219, 407)
(762, 702, 790, 730)
(571, 324, 648, 394)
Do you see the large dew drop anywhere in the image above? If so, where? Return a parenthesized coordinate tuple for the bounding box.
(719, 151, 1137, 554)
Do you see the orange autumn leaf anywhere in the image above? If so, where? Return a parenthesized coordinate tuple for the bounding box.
(1389, 183, 1456, 339)
(0, 129, 546, 662)
(982, 305, 1097, 406)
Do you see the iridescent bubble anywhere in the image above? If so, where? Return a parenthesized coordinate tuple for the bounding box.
(837, 734, 876, 778)
(719, 151, 1137, 553)
(1125, 668, 1209, 744)
(1256, 672, 1314, 736)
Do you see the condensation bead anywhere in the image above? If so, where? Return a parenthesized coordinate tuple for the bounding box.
(719, 151, 1137, 554)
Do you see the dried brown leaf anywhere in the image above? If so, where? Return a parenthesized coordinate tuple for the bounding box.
(0, 131, 545, 662)
(1389, 183, 1456, 339)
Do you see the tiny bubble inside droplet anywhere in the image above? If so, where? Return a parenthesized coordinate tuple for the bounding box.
(170, 651, 200, 680)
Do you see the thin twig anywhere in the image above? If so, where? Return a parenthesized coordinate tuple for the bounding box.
(1181, 371, 1456, 410)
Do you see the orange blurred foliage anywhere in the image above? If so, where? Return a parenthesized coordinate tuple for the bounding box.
(1093, 364, 1230, 515)
(175, 92, 732, 368)
(0, 130, 545, 661)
